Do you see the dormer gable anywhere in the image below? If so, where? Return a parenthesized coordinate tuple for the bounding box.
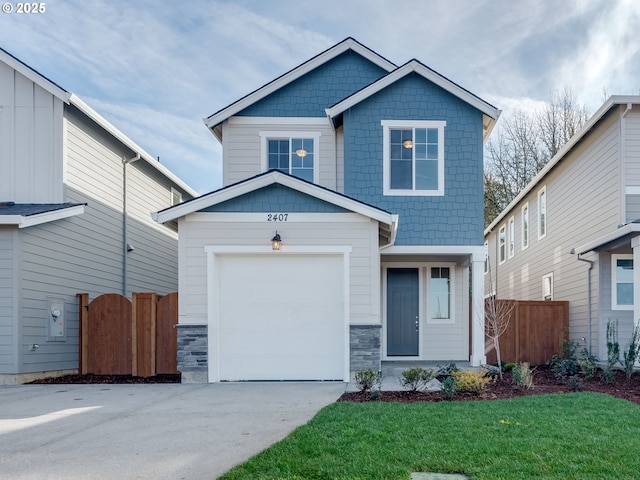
(204, 37, 396, 141)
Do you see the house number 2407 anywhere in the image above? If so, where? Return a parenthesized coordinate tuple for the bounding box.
(267, 213, 288, 222)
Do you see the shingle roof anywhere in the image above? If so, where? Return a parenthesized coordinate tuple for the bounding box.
(0, 202, 84, 216)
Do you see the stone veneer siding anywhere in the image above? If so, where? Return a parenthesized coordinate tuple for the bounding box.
(177, 324, 381, 382)
(350, 325, 381, 374)
(176, 325, 208, 383)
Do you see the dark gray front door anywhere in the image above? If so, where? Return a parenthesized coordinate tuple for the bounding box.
(387, 268, 419, 356)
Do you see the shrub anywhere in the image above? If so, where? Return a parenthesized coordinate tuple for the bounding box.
(512, 362, 535, 390)
(436, 362, 459, 377)
(550, 339, 580, 383)
(440, 376, 457, 400)
(399, 367, 436, 392)
(603, 320, 620, 384)
(354, 369, 382, 393)
(483, 365, 501, 380)
(578, 348, 598, 379)
(451, 370, 489, 395)
(567, 375, 583, 392)
(622, 324, 640, 381)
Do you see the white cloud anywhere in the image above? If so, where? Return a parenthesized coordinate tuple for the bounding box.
(2, 0, 640, 191)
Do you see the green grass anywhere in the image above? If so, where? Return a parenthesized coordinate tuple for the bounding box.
(218, 393, 640, 479)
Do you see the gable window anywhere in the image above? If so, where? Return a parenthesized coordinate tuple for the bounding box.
(612, 255, 633, 310)
(522, 203, 529, 249)
(171, 187, 182, 206)
(260, 131, 320, 183)
(498, 225, 506, 264)
(538, 186, 547, 239)
(382, 120, 445, 196)
(508, 216, 515, 259)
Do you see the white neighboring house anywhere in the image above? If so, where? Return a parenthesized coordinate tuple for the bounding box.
(485, 96, 640, 361)
(0, 48, 197, 384)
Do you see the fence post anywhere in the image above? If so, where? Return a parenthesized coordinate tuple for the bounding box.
(77, 293, 89, 374)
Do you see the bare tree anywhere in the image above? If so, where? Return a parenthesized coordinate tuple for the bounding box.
(483, 259, 516, 379)
(537, 87, 590, 159)
(484, 88, 589, 226)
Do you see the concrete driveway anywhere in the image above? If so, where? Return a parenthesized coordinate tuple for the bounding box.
(0, 382, 345, 480)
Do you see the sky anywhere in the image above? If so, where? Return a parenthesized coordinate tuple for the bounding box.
(1, 0, 639, 194)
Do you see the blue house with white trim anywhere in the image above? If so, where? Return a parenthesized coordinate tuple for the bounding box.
(154, 38, 500, 383)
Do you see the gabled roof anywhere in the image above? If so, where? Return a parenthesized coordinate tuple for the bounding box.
(0, 48, 71, 102)
(0, 202, 85, 228)
(325, 59, 501, 142)
(0, 48, 198, 197)
(152, 170, 398, 245)
(485, 95, 640, 235)
(203, 37, 397, 135)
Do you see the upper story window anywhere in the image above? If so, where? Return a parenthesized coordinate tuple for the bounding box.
(260, 131, 320, 183)
(522, 203, 529, 250)
(498, 224, 506, 264)
(538, 186, 547, 239)
(612, 255, 633, 310)
(382, 120, 445, 196)
(508, 216, 515, 259)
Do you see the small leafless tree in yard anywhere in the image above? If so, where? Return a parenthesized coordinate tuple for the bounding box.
(483, 259, 516, 379)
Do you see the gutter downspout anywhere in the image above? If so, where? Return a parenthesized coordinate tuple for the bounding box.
(620, 103, 632, 224)
(572, 249, 594, 352)
(123, 153, 141, 296)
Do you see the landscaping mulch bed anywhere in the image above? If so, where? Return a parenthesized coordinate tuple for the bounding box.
(28, 373, 181, 384)
(339, 366, 640, 404)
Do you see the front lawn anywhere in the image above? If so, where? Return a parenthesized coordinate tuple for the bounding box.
(219, 392, 640, 479)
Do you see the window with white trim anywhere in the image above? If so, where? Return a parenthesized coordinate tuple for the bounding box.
(543, 273, 553, 301)
(499, 224, 506, 264)
(428, 265, 454, 324)
(538, 186, 547, 239)
(260, 131, 320, 183)
(484, 241, 489, 274)
(382, 120, 445, 196)
(508, 216, 515, 259)
(612, 255, 633, 310)
(522, 203, 529, 249)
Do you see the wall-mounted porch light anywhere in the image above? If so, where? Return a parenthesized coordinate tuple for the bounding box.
(271, 231, 282, 251)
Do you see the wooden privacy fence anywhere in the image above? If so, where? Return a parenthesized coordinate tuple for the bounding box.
(77, 292, 178, 376)
(485, 300, 569, 366)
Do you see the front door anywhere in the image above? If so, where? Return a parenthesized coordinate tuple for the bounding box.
(387, 268, 419, 356)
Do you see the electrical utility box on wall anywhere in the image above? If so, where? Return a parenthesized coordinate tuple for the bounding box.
(47, 297, 66, 340)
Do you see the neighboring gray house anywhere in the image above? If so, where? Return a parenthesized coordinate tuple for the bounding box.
(154, 38, 500, 383)
(0, 49, 197, 384)
(485, 96, 640, 361)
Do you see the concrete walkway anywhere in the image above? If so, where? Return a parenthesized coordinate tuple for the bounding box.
(0, 382, 345, 480)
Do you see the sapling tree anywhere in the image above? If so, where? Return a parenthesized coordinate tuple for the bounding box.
(483, 259, 516, 379)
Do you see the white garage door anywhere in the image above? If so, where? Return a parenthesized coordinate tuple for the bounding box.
(215, 254, 346, 381)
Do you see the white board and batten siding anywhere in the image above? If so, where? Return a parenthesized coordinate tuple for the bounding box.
(222, 117, 338, 190)
(0, 61, 64, 203)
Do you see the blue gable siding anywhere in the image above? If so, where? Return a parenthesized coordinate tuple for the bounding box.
(199, 184, 349, 213)
(343, 73, 484, 246)
(238, 51, 387, 118)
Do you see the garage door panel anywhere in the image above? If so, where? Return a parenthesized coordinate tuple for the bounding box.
(215, 254, 346, 381)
